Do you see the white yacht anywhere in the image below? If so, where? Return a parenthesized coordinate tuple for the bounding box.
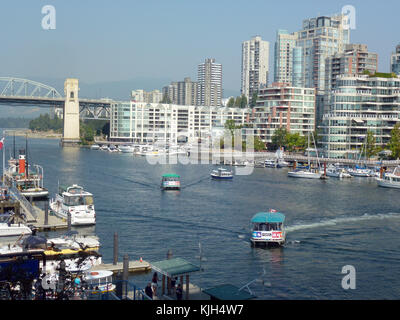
(326, 167, 352, 179)
(376, 166, 400, 189)
(90, 144, 100, 150)
(119, 145, 135, 153)
(0, 215, 32, 237)
(288, 133, 322, 179)
(49, 184, 96, 226)
(211, 168, 233, 180)
(264, 159, 277, 168)
(348, 167, 373, 177)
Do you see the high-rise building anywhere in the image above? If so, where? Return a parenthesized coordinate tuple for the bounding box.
(162, 82, 178, 104)
(296, 14, 350, 93)
(177, 77, 198, 106)
(197, 58, 223, 107)
(241, 36, 270, 104)
(274, 30, 298, 85)
(391, 44, 400, 75)
(320, 74, 400, 159)
(131, 89, 163, 103)
(325, 44, 378, 92)
(252, 83, 316, 145)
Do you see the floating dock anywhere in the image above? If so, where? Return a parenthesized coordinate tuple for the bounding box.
(91, 260, 151, 274)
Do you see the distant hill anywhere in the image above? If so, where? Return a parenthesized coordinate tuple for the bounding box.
(0, 117, 32, 128)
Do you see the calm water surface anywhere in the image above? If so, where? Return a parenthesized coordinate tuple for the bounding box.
(2, 137, 400, 299)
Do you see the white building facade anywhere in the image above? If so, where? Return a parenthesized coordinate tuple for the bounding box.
(110, 101, 250, 144)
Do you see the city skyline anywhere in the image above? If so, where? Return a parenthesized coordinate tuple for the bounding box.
(0, 0, 399, 99)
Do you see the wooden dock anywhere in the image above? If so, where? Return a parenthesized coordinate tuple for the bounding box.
(91, 260, 151, 274)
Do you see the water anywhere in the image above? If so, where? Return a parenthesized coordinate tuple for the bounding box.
(2, 136, 400, 299)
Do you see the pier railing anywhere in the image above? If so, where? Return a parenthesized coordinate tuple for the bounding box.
(8, 186, 38, 221)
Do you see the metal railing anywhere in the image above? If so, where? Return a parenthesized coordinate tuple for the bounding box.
(8, 186, 38, 220)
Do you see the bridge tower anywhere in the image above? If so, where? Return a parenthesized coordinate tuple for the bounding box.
(62, 78, 80, 145)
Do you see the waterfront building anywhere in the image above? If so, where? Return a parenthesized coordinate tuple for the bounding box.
(320, 74, 400, 159)
(197, 58, 223, 107)
(325, 44, 378, 93)
(162, 82, 178, 104)
(252, 83, 316, 145)
(110, 101, 250, 144)
(131, 89, 163, 103)
(241, 36, 270, 104)
(391, 44, 400, 75)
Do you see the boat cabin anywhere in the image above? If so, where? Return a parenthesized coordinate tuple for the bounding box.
(161, 174, 181, 190)
(59, 185, 94, 206)
(250, 210, 285, 246)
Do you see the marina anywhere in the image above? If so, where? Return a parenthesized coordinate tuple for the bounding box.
(1, 136, 400, 300)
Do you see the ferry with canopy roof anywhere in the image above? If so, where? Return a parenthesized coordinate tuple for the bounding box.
(250, 209, 285, 246)
(161, 174, 181, 190)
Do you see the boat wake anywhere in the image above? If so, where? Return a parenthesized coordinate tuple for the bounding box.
(181, 175, 212, 189)
(285, 212, 400, 233)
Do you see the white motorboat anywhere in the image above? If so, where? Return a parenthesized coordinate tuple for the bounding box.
(326, 167, 352, 179)
(119, 145, 135, 153)
(47, 232, 100, 251)
(376, 166, 400, 189)
(49, 184, 96, 226)
(99, 145, 108, 151)
(211, 168, 233, 179)
(0, 218, 32, 237)
(348, 167, 372, 177)
(264, 159, 277, 168)
(90, 144, 100, 150)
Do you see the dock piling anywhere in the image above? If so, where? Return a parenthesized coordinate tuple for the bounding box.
(113, 232, 118, 265)
(67, 212, 71, 230)
(44, 201, 49, 226)
(123, 254, 129, 299)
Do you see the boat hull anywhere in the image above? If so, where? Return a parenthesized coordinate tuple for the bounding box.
(211, 174, 233, 180)
(376, 178, 400, 189)
(0, 223, 32, 237)
(288, 171, 322, 179)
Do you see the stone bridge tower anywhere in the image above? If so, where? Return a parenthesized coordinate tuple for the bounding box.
(62, 78, 80, 145)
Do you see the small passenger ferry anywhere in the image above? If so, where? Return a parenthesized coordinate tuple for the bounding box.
(49, 184, 96, 226)
(211, 168, 233, 180)
(161, 174, 181, 190)
(83, 270, 116, 294)
(250, 209, 286, 247)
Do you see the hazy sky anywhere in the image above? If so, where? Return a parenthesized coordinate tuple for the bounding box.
(0, 0, 398, 94)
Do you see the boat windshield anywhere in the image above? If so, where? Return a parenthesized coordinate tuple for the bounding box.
(163, 177, 179, 181)
(253, 223, 282, 231)
(64, 195, 94, 206)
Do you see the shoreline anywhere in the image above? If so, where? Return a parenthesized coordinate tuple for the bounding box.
(6, 129, 62, 140)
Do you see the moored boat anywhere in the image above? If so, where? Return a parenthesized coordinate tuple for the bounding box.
(49, 184, 96, 226)
(211, 168, 233, 179)
(90, 144, 100, 150)
(250, 209, 285, 246)
(376, 166, 400, 189)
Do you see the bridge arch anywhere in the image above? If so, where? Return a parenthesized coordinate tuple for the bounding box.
(0, 77, 62, 99)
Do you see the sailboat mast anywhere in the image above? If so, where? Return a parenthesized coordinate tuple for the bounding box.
(25, 133, 29, 179)
(307, 132, 310, 168)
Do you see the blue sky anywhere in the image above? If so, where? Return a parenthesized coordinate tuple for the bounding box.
(0, 0, 398, 97)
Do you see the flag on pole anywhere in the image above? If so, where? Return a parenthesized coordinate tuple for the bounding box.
(0, 138, 4, 150)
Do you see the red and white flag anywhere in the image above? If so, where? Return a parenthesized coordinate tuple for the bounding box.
(0, 138, 4, 150)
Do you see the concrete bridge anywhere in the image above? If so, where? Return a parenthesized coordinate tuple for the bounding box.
(0, 77, 113, 145)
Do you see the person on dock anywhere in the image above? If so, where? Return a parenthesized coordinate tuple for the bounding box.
(176, 283, 183, 300)
(145, 282, 153, 300)
(171, 277, 177, 296)
(151, 272, 159, 296)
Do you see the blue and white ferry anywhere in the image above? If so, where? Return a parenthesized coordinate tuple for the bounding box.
(211, 168, 233, 180)
(250, 209, 286, 246)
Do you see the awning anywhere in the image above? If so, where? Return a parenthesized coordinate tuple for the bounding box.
(150, 258, 200, 278)
(251, 211, 285, 223)
(203, 284, 256, 300)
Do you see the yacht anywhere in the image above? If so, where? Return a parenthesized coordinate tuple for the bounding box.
(211, 168, 233, 179)
(90, 144, 100, 150)
(288, 133, 322, 179)
(326, 166, 352, 179)
(0, 213, 32, 237)
(376, 166, 400, 189)
(119, 145, 135, 153)
(264, 159, 277, 168)
(49, 184, 96, 226)
(348, 167, 373, 177)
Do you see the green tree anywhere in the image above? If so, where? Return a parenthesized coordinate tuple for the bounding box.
(240, 95, 248, 108)
(286, 132, 306, 152)
(271, 127, 288, 150)
(250, 91, 258, 107)
(388, 123, 400, 159)
(234, 96, 242, 107)
(227, 97, 235, 108)
(253, 136, 266, 151)
(365, 130, 378, 159)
